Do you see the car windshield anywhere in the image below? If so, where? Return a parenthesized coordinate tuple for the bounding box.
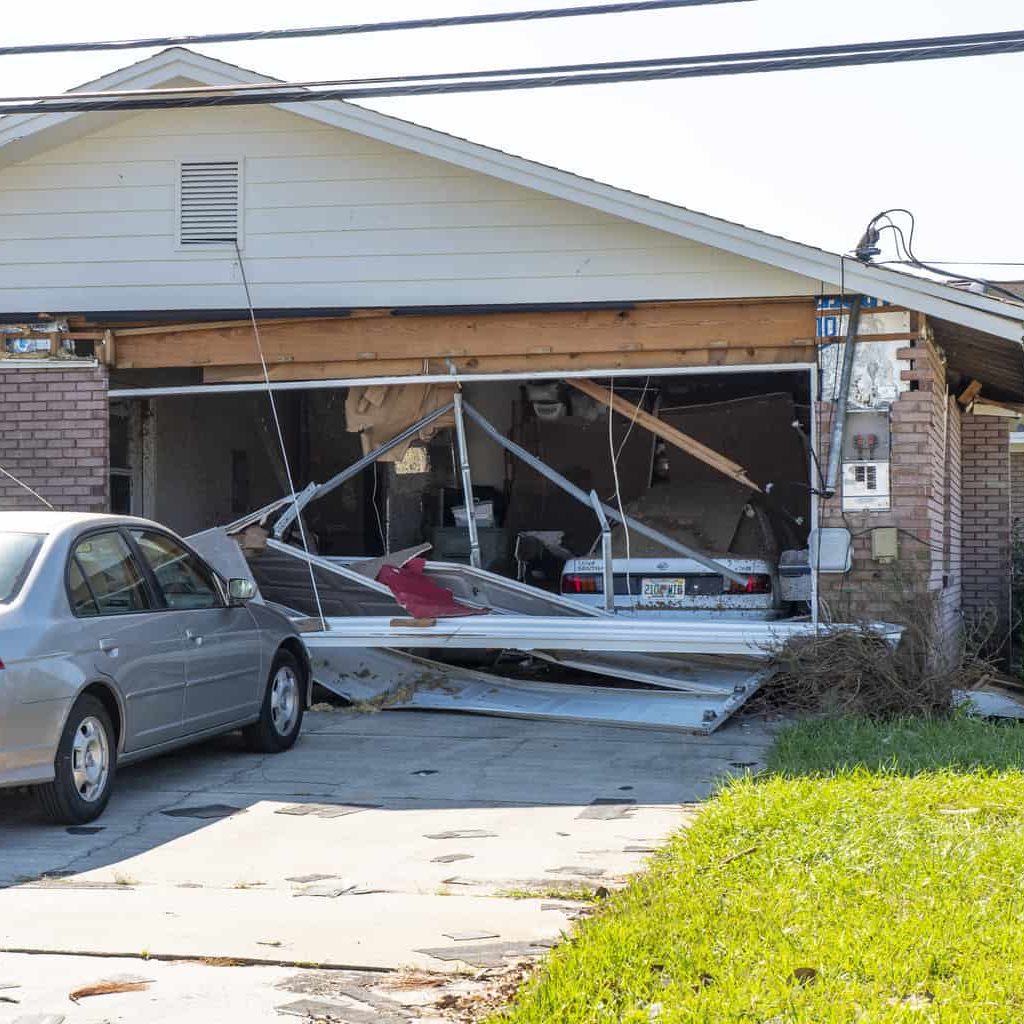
(0, 532, 44, 603)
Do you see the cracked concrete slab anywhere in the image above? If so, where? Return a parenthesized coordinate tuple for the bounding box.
(0, 708, 777, 1010)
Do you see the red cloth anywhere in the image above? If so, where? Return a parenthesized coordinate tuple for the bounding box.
(376, 558, 489, 619)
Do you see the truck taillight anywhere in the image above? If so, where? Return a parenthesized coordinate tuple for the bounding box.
(726, 575, 772, 595)
(562, 573, 603, 595)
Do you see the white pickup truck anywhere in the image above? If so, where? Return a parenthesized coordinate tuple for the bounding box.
(560, 555, 782, 619)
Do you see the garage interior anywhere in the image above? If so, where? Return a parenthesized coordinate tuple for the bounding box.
(101, 338, 839, 734)
(112, 368, 815, 609)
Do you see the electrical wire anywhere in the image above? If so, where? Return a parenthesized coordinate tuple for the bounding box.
(0, 1, 750, 57)
(607, 376, 633, 614)
(861, 209, 1024, 305)
(371, 462, 387, 553)
(613, 376, 651, 463)
(17, 26, 1024, 104)
(4, 30, 1024, 114)
(233, 241, 327, 631)
(0, 463, 55, 509)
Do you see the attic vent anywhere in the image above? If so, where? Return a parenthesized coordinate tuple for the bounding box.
(178, 160, 241, 245)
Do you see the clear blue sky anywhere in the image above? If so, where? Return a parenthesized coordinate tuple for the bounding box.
(3, 0, 1021, 276)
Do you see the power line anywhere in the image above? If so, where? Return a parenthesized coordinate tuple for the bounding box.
(1, 30, 1023, 115)
(0, 1, 750, 57)
(16, 26, 1024, 105)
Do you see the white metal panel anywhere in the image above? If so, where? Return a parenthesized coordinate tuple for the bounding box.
(304, 615, 903, 657)
(311, 646, 760, 734)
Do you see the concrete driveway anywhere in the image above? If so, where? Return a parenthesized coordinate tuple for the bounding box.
(0, 707, 775, 1022)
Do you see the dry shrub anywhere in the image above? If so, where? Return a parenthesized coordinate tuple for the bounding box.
(765, 590, 997, 717)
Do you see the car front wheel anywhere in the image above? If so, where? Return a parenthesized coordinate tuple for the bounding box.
(35, 693, 117, 825)
(242, 649, 305, 753)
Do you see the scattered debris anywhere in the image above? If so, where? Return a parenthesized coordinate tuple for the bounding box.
(545, 866, 606, 879)
(295, 880, 358, 898)
(276, 803, 377, 818)
(161, 804, 241, 820)
(577, 799, 637, 821)
(416, 939, 555, 969)
(65, 826, 104, 835)
(411, 769, 439, 776)
(425, 830, 498, 840)
(432, 853, 474, 864)
(443, 931, 501, 942)
(275, 997, 381, 1023)
(69, 977, 152, 1003)
(788, 967, 819, 986)
(12, 1015, 65, 1024)
(287, 873, 341, 884)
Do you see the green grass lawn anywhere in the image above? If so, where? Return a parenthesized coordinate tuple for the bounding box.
(492, 716, 1024, 1023)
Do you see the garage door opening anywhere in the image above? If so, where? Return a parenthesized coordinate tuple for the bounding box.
(108, 362, 875, 733)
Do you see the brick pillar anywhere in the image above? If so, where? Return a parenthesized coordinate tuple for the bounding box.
(0, 364, 109, 512)
(961, 414, 1011, 642)
(817, 336, 949, 624)
(1012, 448, 1024, 527)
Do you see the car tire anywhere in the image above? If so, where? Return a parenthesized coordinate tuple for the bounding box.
(34, 693, 117, 825)
(242, 649, 305, 754)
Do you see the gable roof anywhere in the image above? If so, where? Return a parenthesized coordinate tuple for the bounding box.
(1, 46, 1023, 347)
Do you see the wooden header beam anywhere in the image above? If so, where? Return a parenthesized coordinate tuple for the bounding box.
(109, 298, 817, 371)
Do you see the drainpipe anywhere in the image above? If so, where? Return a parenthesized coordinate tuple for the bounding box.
(824, 295, 863, 496)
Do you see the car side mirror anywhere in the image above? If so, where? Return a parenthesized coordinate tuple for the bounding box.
(227, 578, 258, 605)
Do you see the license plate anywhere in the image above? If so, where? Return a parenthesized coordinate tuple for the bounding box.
(641, 577, 687, 604)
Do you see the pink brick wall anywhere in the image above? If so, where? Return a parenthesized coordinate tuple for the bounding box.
(0, 364, 109, 512)
(961, 414, 1011, 641)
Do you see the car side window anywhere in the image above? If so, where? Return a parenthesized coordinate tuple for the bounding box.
(131, 531, 222, 611)
(70, 531, 151, 617)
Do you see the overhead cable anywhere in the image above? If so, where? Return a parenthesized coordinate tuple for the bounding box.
(16, 27, 1024, 105)
(0, 1, 751, 57)
(1, 31, 1022, 114)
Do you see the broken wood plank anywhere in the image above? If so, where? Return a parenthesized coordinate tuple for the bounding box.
(200, 345, 818, 384)
(567, 377, 761, 493)
(958, 379, 983, 407)
(113, 299, 817, 369)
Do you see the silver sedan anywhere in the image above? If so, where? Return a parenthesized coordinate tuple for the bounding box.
(0, 511, 310, 824)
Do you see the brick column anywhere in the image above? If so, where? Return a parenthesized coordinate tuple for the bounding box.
(961, 414, 1011, 641)
(0, 363, 109, 512)
(817, 335, 950, 623)
(1012, 448, 1024, 527)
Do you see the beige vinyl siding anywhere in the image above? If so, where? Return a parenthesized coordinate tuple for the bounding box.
(0, 105, 820, 312)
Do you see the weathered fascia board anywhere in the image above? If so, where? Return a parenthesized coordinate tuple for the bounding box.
(107, 297, 817, 370)
(304, 616, 903, 658)
(201, 345, 818, 384)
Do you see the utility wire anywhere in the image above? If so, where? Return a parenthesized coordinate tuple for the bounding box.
(2, 31, 1023, 114)
(0, 1, 750, 57)
(17, 26, 1024, 105)
(234, 241, 327, 631)
(860, 209, 1024, 305)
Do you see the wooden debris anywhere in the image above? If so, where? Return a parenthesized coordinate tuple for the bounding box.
(69, 979, 151, 1002)
(567, 377, 761, 493)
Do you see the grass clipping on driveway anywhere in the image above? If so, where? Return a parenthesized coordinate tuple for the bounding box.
(493, 716, 1024, 1023)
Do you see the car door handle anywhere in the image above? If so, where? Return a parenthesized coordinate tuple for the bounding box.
(185, 629, 203, 646)
(98, 638, 118, 655)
